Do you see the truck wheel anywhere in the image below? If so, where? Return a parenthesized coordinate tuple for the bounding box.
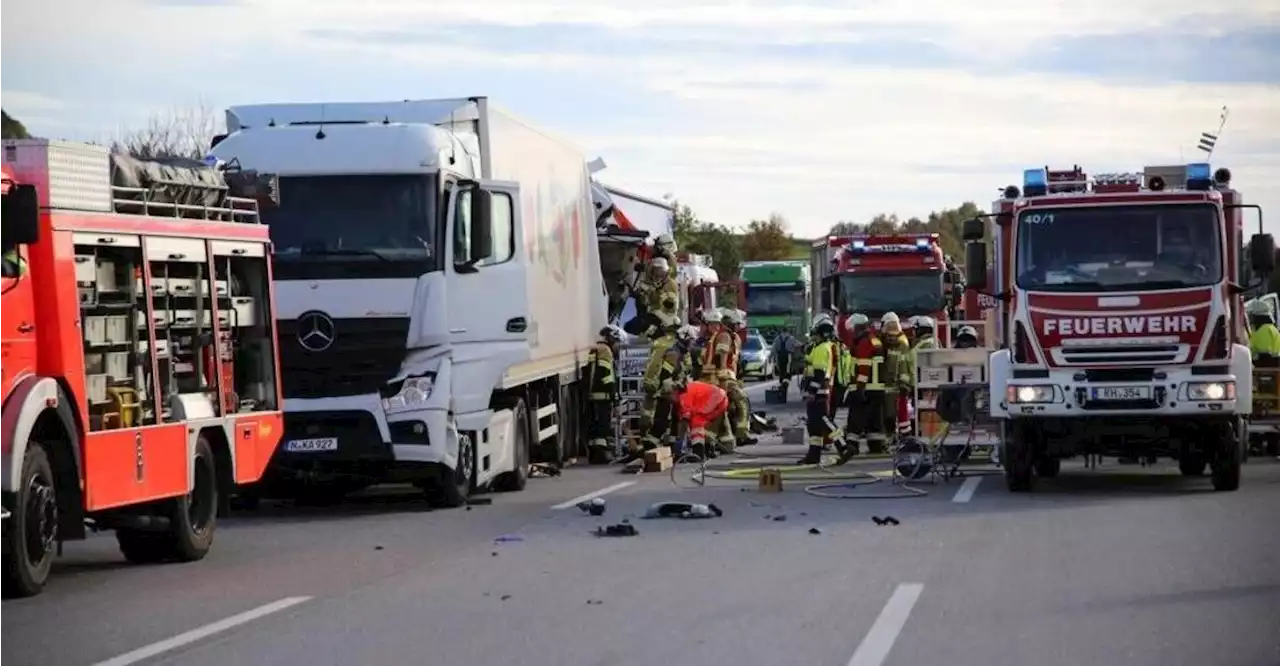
(1002, 424, 1035, 492)
(2, 443, 58, 598)
(494, 400, 530, 492)
(434, 430, 477, 508)
(1033, 457, 1061, 478)
(1178, 453, 1207, 477)
(1210, 424, 1242, 492)
(118, 435, 219, 563)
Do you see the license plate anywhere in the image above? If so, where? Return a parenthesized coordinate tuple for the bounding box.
(285, 437, 338, 452)
(1091, 386, 1150, 401)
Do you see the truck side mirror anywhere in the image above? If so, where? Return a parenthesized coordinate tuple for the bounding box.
(2, 184, 40, 246)
(1249, 233, 1275, 275)
(469, 189, 494, 261)
(962, 216, 985, 242)
(965, 242, 988, 290)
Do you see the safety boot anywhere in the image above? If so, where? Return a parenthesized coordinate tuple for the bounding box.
(834, 437, 859, 465)
(797, 445, 824, 465)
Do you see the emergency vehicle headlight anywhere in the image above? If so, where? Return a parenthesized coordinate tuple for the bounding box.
(1186, 162, 1212, 191)
(1008, 384, 1054, 404)
(1186, 381, 1233, 401)
(1023, 168, 1048, 196)
(381, 374, 436, 412)
(915, 238, 929, 249)
(852, 240, 866, 249)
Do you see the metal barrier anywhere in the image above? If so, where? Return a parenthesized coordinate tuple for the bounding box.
(914, 313, 997, 458)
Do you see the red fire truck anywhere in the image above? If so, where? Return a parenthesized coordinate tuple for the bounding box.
(812, 233, 960, 345)
(963, 163, 1271, 492)
(2, 139, 284, 596)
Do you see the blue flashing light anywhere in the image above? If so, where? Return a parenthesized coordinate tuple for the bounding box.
(1023, 168, 1048, 196)
(915, 238, 929, 248)
(1186, 162, 1212, 191)
(852, 240, 866, 249)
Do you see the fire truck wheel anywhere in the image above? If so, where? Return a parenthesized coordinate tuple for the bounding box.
(433, 430, 477, 508)
(1002, 424, 1035, 492)
(2, 443, 58, 598)
(1210, 425, 1242, 492)
(494, 400, 530, 493)
(1033, 457, 1061, 478)
(117, 436, 218, 563)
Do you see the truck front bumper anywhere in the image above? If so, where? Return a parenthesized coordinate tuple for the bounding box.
(990, 347, 1252, 420)
(276, 394, 455, 469)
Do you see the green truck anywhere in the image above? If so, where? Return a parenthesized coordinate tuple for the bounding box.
(740, 260, 811, 341)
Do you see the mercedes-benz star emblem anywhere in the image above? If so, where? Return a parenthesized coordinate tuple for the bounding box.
(297, 310, 336, 352)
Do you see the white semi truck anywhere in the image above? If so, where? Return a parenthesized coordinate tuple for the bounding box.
(208, 97, 644, 505)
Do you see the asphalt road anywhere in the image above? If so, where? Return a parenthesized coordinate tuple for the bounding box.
(5, 380, 1279, 666)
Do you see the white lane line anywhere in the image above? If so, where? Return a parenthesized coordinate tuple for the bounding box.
(92, 596, 312, 666)
(951, 476, 983, 503)
(846, 583, 925, 666)
(551, 481, 637, 510)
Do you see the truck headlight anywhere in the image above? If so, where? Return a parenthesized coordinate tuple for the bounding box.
(1007, 384, 1054, 404)
(1187, 381, 1233, 401)
(381, 374, 436, 412)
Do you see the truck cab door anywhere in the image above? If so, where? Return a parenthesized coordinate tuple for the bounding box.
(446, 179, 531, 353)
(1, 245, 38, 396)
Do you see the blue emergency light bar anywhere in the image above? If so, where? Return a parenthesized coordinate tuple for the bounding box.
(1023, 168, 1048, 197)
(1186, 162, 1212, 191)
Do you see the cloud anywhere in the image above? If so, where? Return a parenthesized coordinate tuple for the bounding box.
(2, 0, 1278, 237)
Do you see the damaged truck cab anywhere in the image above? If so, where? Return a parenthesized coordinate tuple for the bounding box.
(964, 163, 1272, 492)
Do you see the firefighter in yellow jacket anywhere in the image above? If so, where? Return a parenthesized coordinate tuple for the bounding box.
(639, 321, 697, 451)
(698, 309, 740, 452)
(722, 309, 758, 447)
(585, 325, 624, 464)
(799, 314, 854, 465)
(880, 312, 914, 436)
(625, 256, 680, 339)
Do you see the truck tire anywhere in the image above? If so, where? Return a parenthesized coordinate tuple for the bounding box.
(2, 443, 58, 598)
(1210, 423, 1242, 492)
(433, 429, 476, 508)
(1002, 423, 1035, 492)
(1033, 457, 1061, 478)
(117, 435, 219, 563)
(494, 400, 530, 492)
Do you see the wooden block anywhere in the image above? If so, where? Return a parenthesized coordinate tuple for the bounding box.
(643, 446, 672, 464)
(758, 468, 784, 492)
(643, 456, 673, 473)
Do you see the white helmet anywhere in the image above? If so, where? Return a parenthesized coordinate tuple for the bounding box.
(655, 234, 677, 252)
(844, 312, 870, 332)
(905, 315, 920, 328)
(913, 316, 935, 330)
(1246, 300, 1272, 317)
(881, 312, 900, 326)
(599, 325, 625, 343)
(812, 312, 835, 333)
(649, 256, 670, 274)
(957, 325, 978, 338)
(676, 325, 699, 342)
(703, 307, 723, 324)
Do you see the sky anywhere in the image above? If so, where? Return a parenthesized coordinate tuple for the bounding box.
(3, 0, 1278, 239)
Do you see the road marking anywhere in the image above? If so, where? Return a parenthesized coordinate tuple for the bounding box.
(846, 583, 925, 666)
(92, 596, 312, 666)
(951, 476, 983, 503)
(551, 481, 637, 510)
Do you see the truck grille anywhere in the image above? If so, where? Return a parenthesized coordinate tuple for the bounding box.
(1057, 344, 1183, 365)
(277, 317, 410, 398)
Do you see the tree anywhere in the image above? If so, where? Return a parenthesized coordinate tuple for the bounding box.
(740, 213, 793, 261)
(668, 199, 742, 280)
(114, 101, 220, 160)
(2, 110, 31, 139)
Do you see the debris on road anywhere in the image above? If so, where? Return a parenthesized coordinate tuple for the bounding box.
(809, 527, 822, 535)
(643, 502, 723, 519)
(577, 498, 607, 516)
(494, 534, 525, 543)
(772, 514, 787, 522)
(586, 599, 604, 605)
(872, 516, 900, 526)
(466, 497, 493, 506)
(530, 463, 561, 478)
(595, 523, 639, 537)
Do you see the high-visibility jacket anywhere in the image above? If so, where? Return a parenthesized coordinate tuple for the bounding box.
(2, 249, 27, 277)
(1250, 323, 1280, 358)
(677, 380, 730, 424)
(804, 340, 837, 395)
(586, 342, 616, 400)
(641, 276, 679, 321)
(882, 333, 912, 391)
(837, 342, 854, 385)
(703, 329, 735, 377)
(850, 333, 885, 390)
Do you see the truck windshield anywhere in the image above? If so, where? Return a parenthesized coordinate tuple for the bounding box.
(1015, 203, 1222, 292)
(262, 174, 440, 279)
(745, 288, 806, 315)
(836, 272, 942, 318)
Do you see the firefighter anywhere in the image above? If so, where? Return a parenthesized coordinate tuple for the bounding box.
(2, 247, 27, 278)
(772, 328, 800, 394)
(846, 312, 888, 453)
(721, 309, 758, 447)
(639, 320, 696, 452)
(954, 324, 980, 349)
(653, 234, 678, 274)
(880, 312, 914, 436)
(799, 314, 854, 465)
(673, 377, 732, 460)
(1248, 300, 1280, 366)
(624, 256, 679, 338)
(585, 325, 624, 464)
